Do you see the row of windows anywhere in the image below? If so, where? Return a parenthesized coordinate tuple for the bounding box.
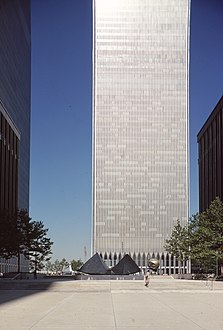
(96, 17, 187, 24)
(93, 0, 189, 254)
(0, 112, 19, 213)
(198, 101, 223, 211)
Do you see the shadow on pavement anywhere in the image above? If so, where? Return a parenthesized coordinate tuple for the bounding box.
(0, 278, 74, 306)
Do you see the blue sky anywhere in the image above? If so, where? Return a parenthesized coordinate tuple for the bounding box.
(30, 0, 223, 262)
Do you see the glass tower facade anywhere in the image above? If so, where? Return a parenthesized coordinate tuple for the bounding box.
(0, 0, 30, 211)
(0, 0, 31, 273)
(197, 96, 223, 213)
(92, 0, 190, 273)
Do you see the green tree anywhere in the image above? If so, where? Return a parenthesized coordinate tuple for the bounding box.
(15, 209, 34, 272)
(47, 259, 67, 274)
(189, 198, 223, 275)
(0, 209, 53, 273)
(25, 221, 53, 278)
(164, 219, 190, 274)
(165, 198, 223, 275)
(60, 258, 69, 271)
(45, 260, 54, 274)
(71, 259, 83, 271)
(45, 258, 83, 274)
(52, 259, 61, 273)
(0, 209, 33, 271)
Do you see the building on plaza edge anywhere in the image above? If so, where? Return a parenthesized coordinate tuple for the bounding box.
(0, 0, 31, 273)
(197, 96, 223, 213)
(92, 0, 190, 274)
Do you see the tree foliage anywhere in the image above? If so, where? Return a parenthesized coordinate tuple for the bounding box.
(189, 198, 223, 274)
(164, 219, 189, 260)
(25, 221, 53, 276)
(45, 258, 83, 274)
(60, 258, 70, 270)
(164, 219, 189, 274)
(0, 209, 33, 269)
(71, 259, 83, 271)
(0, 209, 53, 273)
(15, 210, 34, 272)
(45, 259, 68, 273)
(164, 197, 223, 275)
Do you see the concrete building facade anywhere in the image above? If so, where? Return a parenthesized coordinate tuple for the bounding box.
(92, 0, 190, 274)
(0, 0, 31, 273)
(197, 96, 223, 213)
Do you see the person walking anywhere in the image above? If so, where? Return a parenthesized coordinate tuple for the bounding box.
(144, 270, 150, 287)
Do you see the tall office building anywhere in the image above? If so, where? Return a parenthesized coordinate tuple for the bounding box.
(0, 0, 31, 272)
(197, 96, 223, 213)
(92, 0, 190, 274)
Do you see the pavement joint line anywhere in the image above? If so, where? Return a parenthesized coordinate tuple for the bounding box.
(148, 293, 207, 330)
(29, 292, 75, 329)
(1, 280, 223, 329)
(110, 281, 118, 330)
(111, 290, 223, 293)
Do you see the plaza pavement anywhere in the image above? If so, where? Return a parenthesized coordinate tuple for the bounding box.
(0, 276, 223, 329)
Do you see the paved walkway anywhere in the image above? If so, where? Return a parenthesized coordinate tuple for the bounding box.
(0, 277, 223, 329)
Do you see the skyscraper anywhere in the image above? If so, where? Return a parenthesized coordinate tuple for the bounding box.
(92, 0, 190, 274)
(197, 96, 223, 213)
(0, 0, 31, 272)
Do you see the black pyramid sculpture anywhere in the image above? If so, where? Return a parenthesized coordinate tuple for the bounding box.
(111, 254, 140, 275)
(78, 253, 110, 275)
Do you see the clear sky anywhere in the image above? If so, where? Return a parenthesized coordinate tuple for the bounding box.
(30, 0, 223, 262)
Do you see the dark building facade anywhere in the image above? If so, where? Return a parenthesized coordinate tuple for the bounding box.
(0, 0, 31, 272)
(197, 96, 223, 212)
(0, 104, 20, 214)
(0, 0, 31, 211)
